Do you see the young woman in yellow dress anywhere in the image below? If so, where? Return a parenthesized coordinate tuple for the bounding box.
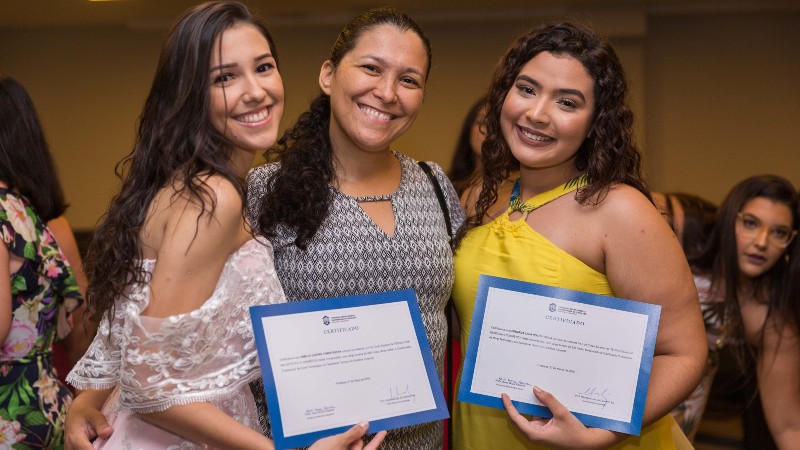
(452, 22, 707, 449)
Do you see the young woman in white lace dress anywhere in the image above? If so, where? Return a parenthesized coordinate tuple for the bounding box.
(63, 2, 386, 449)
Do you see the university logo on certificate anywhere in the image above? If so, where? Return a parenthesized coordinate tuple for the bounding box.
(250, 289, 449, 450)
(458, 275, 661, 435)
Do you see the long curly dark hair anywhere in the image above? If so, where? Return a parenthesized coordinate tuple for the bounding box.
(84, 1, 278, 324)
(0, 72, 68, 222)
(457, 22, 648, 244)
(692, 175, 800, 369)
(256, 7, 431, 249)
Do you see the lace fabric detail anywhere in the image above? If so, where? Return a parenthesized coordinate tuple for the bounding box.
(67, 238, 285, 414)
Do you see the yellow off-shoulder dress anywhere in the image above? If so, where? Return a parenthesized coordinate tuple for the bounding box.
(452, 181, 692, 450)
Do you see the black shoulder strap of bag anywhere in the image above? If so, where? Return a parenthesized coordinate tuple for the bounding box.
(417, 160, 454, 450)
(418, 161, 453, 238)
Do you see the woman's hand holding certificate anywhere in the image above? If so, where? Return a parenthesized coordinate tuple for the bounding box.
(250, 290, 449, 450)
(502, 388, 621, 450)
(307, 422, 387, 450)
(458, 275, 661, 436)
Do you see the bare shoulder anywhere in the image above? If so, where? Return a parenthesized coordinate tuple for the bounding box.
(569, 184, 679, 282)
(585, 184, 663, 233)
(187, 175, 247, 246)
(46, 215, 71, 238)
(143, 174, 247, 257)
(143, 175, 250, 316)
(592, 184, 655, 215)
(165, 174, 244, 222)
(763, 313, 800, 346)
(200, 174, 244, 216)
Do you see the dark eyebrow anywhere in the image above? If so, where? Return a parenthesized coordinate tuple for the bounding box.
(363, 55, 424, 77)
(516, 74, 586, 102)
(741, 212, 793, 230)
(210, 53, 273, 73)
(740, 212, 760, 222)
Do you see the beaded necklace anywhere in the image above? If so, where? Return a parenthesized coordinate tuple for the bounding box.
(507, 173, 589, 220)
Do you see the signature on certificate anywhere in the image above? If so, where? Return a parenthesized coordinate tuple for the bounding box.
(575, 387, 613, 408)
(494, 377, 532, 391)
(304, 404, 336, 419)
(380, 384, 417, 405)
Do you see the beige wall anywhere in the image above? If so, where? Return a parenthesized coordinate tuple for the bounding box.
(644, 12, 800, 203)
(0, 27, 162, 229)
(0, 9, 797, 230)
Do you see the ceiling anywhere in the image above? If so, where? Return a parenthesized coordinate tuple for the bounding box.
(2, 0, 798, 30)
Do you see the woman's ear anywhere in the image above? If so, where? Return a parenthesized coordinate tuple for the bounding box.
(319, 60, 334, 95)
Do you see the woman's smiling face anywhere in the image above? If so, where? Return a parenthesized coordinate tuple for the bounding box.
(208, 22, 284, 157)
(320, 23, 428, 155)
(500, 51, 595, 174)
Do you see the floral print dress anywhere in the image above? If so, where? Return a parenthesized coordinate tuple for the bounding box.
(0, 188, 82, 450)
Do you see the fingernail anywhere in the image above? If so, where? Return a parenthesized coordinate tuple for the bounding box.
(357, 421, 368, 429)
(533, 386, 544, 394)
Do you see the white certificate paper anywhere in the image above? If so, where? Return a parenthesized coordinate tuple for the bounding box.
(250, 289, 448, 450)
(458, 275, 661, 435)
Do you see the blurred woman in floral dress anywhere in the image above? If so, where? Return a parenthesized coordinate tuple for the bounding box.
(0, 72, 83, 449)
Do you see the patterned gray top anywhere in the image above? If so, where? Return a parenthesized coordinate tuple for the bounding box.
(247, 152, 465, 450)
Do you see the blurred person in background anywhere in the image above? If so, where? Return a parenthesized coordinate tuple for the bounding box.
(448, 96, 487, 197)
(690, 175, 799, 449)
(0, 71, 86, 449)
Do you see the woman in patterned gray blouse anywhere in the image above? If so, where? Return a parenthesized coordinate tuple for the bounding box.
(248, 7, 465, 450)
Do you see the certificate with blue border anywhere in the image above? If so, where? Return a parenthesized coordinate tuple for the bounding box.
(458, 275, 661, 435)
(250, 289, 449, 450)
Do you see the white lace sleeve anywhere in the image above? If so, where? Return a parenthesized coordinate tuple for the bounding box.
(66, 314, 123, 390)
(72, 238, 286, 414)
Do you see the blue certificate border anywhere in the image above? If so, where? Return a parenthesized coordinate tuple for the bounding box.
(250, 289, 449, 450)
(458, 275, 661, 435)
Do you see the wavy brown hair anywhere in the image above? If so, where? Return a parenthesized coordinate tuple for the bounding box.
(256, 7, 431, 249)
(0, 72, 68, 221)
(457, 22, 648, 244)
(84, 1, 277, 324)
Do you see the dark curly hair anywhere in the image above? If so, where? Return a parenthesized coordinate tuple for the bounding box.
(457, 22, 648, 244)
(692, 175, 800, 369)
(256, 7, 431, 249)
(0, 72, 68, 222)
(448, 95, 487, 196)
(84, 1, 278, 324)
